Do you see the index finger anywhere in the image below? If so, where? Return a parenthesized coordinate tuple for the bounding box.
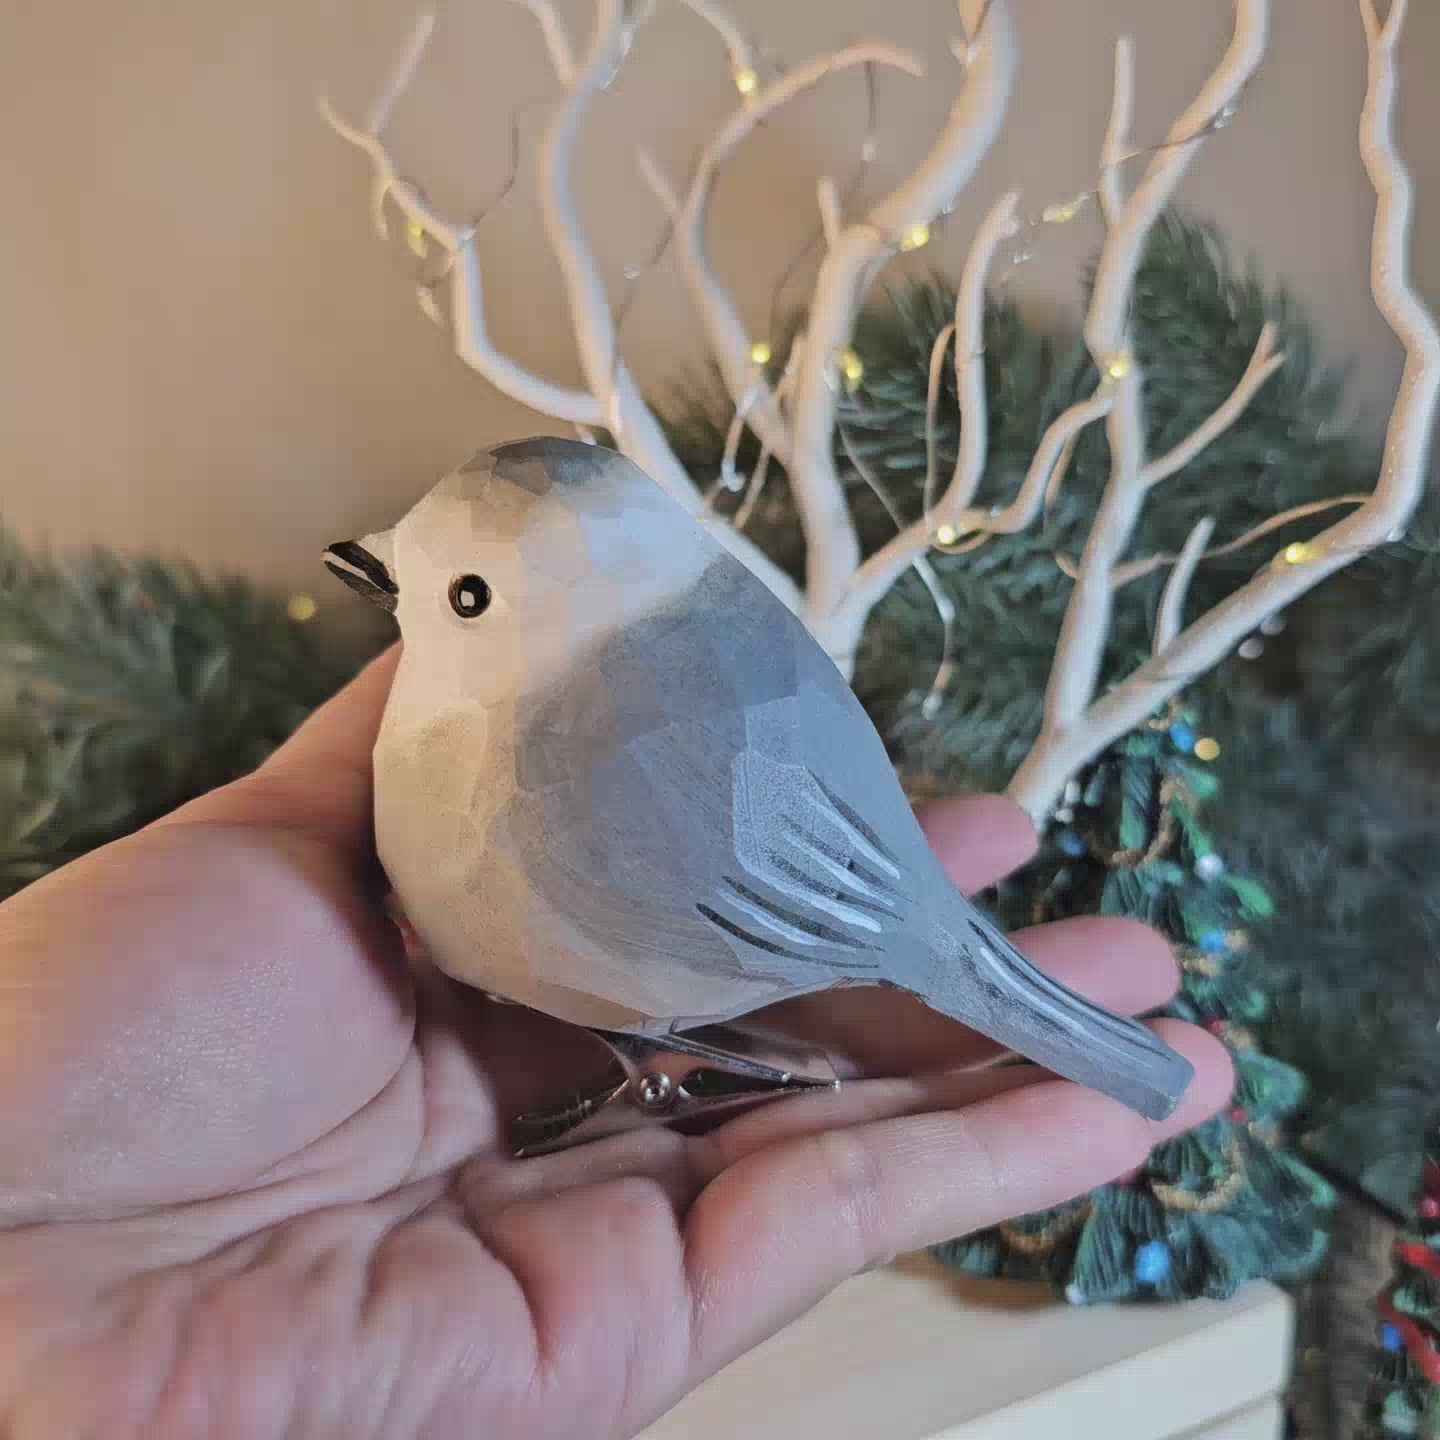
(914, 793, 1037, 894)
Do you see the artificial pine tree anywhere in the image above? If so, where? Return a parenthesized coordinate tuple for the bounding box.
(1361, 1131, 1440, 1440)
(933, 706, 1334, 1301)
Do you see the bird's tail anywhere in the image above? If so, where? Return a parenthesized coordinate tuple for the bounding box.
(920, 910, 1193, 1122)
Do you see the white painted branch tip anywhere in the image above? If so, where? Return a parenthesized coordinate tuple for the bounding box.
(817, 178, 842, 249)
(367, 11, 436, 137)
(679, 0, 758, 80)
(1154, 516, 1215, 654)
(636, 148, 680, 219)
(1143, 322, 1285, 488)
(943, 191, 1021, 515)
(514, 0, 577, 84)
(1006, 0, 1438, 824)
(1099, 36, 1135, 225)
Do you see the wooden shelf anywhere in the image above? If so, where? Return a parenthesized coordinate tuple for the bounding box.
(641, 1256, 1292, 1440)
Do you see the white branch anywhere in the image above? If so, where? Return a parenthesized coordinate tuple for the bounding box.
(795, 0, 1018, 632)
(1085, 1, 1266, 361)
(1143, 322, 1285, 487)
(1031, 0, 1270, 748)
(534, 0, 801, 612)
(514, 0, 577, 84)
(318, 92, 605, 425)
(680, 0, 757, 80)
(636, 147, 680, 218)
(817, 177, 842, 249)
(1008, 0, 1439, 821)
(847, 368, 1111, 626)
(942, 190, 1021, 514)
(325, 2, 801, 621)
(1101, 494, 1371, 587)
(449, 243, 605, 422)
(1153, 516, 1214, 653)
(735, 336, 805, 530)
(994, 392, 1114, 528)
(535, 2, 690, 485)
(1098, 37, 1134, 228)
(662, 40, 924, 475)
(367, 11, 436, 136)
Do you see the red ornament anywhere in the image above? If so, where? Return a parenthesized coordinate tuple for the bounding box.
(1205, 1018, 1225, 1036)
(1396, 1240, 1440, 1279)
(1227, 1105, 1249, 1126)
(1419, 1196, 1440, 1221)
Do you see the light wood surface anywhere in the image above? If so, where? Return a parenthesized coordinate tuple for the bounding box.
(640, 1255, 1292, 1440)
(1185, 1398, 1284, 1440)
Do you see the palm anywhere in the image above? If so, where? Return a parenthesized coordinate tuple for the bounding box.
(0, 654, 1228, 1440)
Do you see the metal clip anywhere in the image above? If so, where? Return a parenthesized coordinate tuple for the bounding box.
(511, 1022, 839, 1158)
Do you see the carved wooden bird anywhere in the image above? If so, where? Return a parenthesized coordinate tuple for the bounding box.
(324, 437, 1192, 1147)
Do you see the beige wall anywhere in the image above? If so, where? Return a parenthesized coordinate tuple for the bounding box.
(3, 0, 1436, 593)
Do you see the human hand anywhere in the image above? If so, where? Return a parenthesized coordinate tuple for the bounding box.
(0, 649, 1230, 1440)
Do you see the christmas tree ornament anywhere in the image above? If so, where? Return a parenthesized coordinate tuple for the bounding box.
(1362, 1133, 1440, 1438)
(324, 437, 1194, 1153)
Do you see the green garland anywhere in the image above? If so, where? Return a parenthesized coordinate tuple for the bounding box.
(0, 533, 367, 897)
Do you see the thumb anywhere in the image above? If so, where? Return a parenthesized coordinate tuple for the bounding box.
(162, 644, 400, 858)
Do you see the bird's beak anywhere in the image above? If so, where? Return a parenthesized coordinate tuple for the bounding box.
(323, 530, 398, 613)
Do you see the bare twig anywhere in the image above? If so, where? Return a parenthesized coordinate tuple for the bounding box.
(1090, 495, 1372, 587)
(1008, 0, 1439, 819)
(792, 0, 1017, 637)
(1098, 37, 1134, 228)
(1154, 516, 1215, 653)
(645, 38, 923, 472)
(1143, 323, 1285, 487)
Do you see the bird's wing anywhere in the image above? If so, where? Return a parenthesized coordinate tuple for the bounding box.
(509, 556, 940, 1021)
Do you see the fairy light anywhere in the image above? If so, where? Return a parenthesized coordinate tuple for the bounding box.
(748, 340, 772, 366)
(839, 346, 864, 392)
(733, 65, 758, 96)
(406, 220, 429, 258)
(899, 222, 931, 252)
(1282, 541, 1315, 566)
(934, 523, 960, 547)
(1104, 351, 1132, 382)
(287, 593, 318, 623)
(1194, 737, 1221, 762)
(1042, 192, 1091, 226)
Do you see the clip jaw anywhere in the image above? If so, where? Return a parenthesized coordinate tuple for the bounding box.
(511, 1023, 839, 1158)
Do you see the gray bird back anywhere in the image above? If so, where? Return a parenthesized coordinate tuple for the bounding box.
(501, 552, 948, 1031)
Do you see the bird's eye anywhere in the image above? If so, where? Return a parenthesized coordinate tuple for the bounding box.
(448, 574, 493, 618)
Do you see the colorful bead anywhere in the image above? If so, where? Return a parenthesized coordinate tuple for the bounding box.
(1057, 830, 1086, 857)
(1228, 1106, 1250, 1125)
(1195, 853, 1226, 881)
(1379, 1322, 1405, 1353)
(1134, 1240, 1171, 1285)
(1418, 1196, 1440, 1220)
(1169, 722, 1197, 751)
(1198, 930, 1228, 954)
